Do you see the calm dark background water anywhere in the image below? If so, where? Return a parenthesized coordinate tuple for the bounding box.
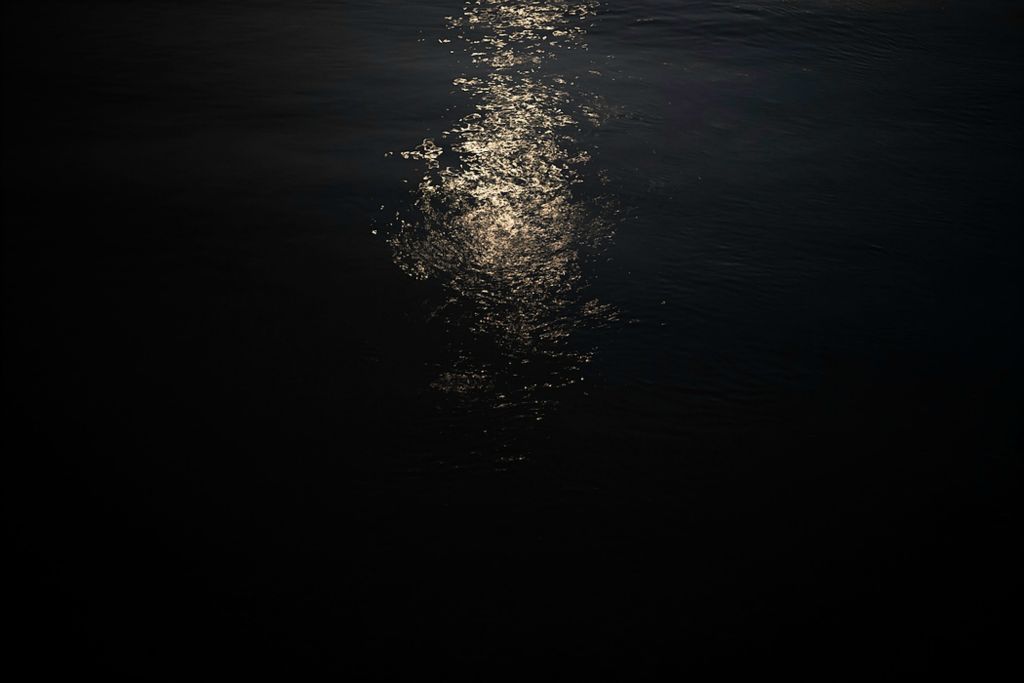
(5, 0, 1021, 677)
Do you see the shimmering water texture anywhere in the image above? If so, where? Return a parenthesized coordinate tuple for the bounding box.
(388, 1, 616, 404)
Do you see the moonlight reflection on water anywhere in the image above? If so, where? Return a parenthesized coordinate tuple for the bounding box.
(389, 0, 616, 406)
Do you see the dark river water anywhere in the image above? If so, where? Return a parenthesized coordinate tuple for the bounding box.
(4, 0, 1022, 677)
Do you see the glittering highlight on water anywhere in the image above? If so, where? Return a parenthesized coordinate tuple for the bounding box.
(389, 1, 617, 406)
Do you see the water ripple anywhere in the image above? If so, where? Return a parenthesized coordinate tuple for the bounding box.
(388, 1, 616, 410)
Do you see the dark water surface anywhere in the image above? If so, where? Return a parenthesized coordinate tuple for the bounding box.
(5, 0, 1022, 676)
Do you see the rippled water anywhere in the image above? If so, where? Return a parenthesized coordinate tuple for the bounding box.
(5, 1, 1021, 673)
(354, 0, 1023, 473)
(388, 1, 614, 412)
(8, 0, 1018, 470)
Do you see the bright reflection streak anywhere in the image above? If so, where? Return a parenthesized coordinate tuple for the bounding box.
(390, 1, 614, 404)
